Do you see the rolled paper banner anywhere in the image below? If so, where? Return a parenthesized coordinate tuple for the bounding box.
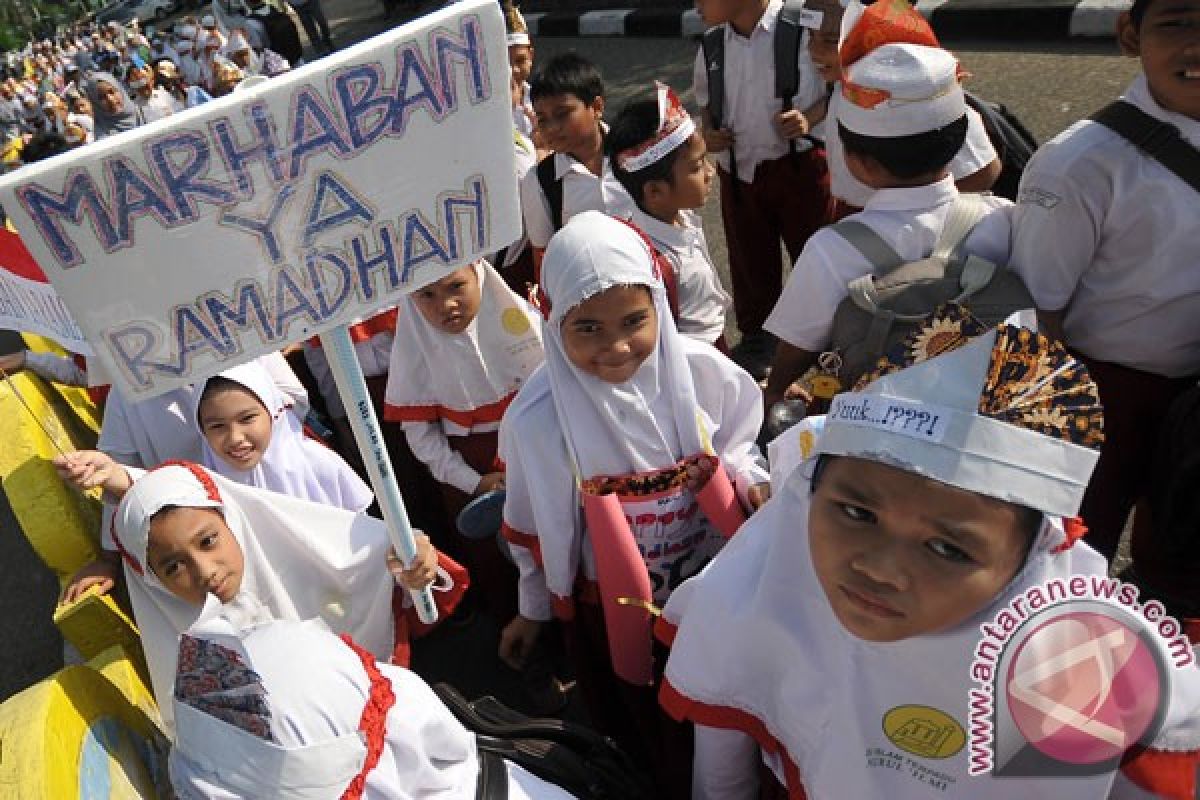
(695, 456, 746, 538)
(582, 490, 656, 686)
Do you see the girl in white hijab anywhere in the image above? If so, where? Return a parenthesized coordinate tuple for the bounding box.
(660, 308, 1200, 799)
(169, 614, 578, 799)
(192, 360, 373, 513)
(385, 259, 543, 624)
(89, 461, 459, 736)
(497, 211, 768, 796)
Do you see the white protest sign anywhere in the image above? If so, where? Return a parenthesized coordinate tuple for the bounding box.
(0, 0, 518, 399)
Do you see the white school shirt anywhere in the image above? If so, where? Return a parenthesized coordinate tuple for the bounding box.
(691, 0, 826, 182)
(493, 130, 538, 270)
(627, 206, 730, 345)
(764, 176, 1012, 352)
(302, 331, 392, 419)
(1010, 75, 1200, 378)
(824, 88, 999, 208)
(519, 151, 632, 249)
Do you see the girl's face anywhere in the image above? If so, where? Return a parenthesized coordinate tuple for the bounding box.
(508, 44, 534, 87)
(412, 265, 482, 334)
(808, 456, 1033, 643)
(197, 385, 273, 471)
(561, 285, 657, 384)
(147, 506, 244, 605)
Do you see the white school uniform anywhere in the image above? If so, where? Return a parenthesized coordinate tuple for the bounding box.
(519, 148, 632, 249)
(493, 130, 537, 271)
(302, 324, 393, 420)
(170, 616, 577, 799)
(1010, 74, 1200, 378)
(193, 361, 373, 512)
(500, 212, 767, 621)
(764, 175, 1011, 352)
(823, 88, 999, 207)
(384, 261, 544, 495)
(627, 206, 729, 345)
(691, 0, 826, 182)
(513, 80, 534, 138)
(112, 463, 402, 735)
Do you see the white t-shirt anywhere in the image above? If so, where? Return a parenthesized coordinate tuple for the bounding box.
(824, 88, 999, 208)
(691, 0, 826, 181)
(764, 176, 1012, 352)
(629, 206, 730, 345)
(1010, 75, 1200, 378)
(518, 150, 631, 249)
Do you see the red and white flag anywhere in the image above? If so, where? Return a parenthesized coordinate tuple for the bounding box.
(0, 223, 89, 354)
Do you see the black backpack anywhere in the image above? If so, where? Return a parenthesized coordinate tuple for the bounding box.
(964, 92, 1038, 202)
(699, 0, 812, 181)
(433, 683, 652, 799)
(1150, 385, 1200, 565)
(258, 5, 304, 65)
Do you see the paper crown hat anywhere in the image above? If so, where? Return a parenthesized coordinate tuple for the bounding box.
(504, 2, 530, 46)
(839, 0, 940, 69)
(818, 305, 1104, 518)
(839, 42, 966, 138)
(614, 82, 696, 173)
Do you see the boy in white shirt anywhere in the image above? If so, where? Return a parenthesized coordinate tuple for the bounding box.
(605, 82, 731, 349)
(762, 43, 1011, 412)
(693, 0, 835, 378)
(1009, 0, 1200, 613)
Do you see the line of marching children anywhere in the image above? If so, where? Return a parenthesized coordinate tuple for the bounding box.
(23, 0, 1199, 796)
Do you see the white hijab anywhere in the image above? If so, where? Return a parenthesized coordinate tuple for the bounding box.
(193, 361, 373, 512)
(169, 616, 479, 799)
(385, 260, 543, 434)
(662, 454, 1200, 799)
(501, 212, 712, 600)
(114, 462, 396, 735)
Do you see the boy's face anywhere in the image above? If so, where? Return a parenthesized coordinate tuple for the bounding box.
(533, 92, 604, 157)
(649, 132, 714, 213)
(808, 457, 1032, 642)
(561, 285, 657, 384)
(1118, 1, 1200, 120)
(805, 0, 844, 84)
(147, 506, 245, 605)
(508, 44, 534, 87)
(695, 0, 750, 27)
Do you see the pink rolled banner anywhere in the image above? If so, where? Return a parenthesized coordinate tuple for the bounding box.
(695, 456, 746, 538)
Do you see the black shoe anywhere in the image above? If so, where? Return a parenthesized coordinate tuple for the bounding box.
(731, 331, 776, 381)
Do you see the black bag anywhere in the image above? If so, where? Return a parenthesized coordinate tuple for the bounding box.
(433, 683, 653, 800)
(964, 92, 1038, 202)
(1090, 100, 1200, 194)
(1150, 385, 1200, 564)
(259, 5, 304, 65)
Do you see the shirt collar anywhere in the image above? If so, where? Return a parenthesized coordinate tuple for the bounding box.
(862, 174, 958, 213)
(630, 206, 699, 252)
(554, 121, 610, 180)
(726, 0, 780, 41)
(1123, 73, 1200, 148)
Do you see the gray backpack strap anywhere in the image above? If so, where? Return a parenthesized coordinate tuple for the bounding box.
(833, 220, 904, 272)
(932, 193, 990, 260)
(700, 27, 725, 130)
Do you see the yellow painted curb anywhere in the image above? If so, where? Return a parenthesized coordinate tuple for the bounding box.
(0, 666, 166, 799)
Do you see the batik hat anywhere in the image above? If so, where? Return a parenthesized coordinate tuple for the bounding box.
(819, 305, 1104, 517)
(839, 42, 966, 138)
(614, 82, 695, 173)
(504, 2, 529, 46)
(839, 0, 940, 68)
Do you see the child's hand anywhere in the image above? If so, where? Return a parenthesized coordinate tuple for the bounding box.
(53, 451, 132, 496)
(0, 350, 26, 373)
(747, 482, 771, 512)
(387, 533, 438, 590)
(684, 458, 717, 493)
(703, 125, 735, 153)
(474, 471, 506, 497)
(775, 109, 809, 140)
(498, 614, 543, 669)
(60, 555, 119, 605)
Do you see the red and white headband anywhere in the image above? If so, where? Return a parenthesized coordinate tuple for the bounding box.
(615, 82, 696, 173)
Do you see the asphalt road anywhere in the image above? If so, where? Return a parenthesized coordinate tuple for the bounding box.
(0, 18, 1142, 706)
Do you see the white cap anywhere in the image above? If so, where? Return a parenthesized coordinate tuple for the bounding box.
(818, 309, 1103, 518)
(200, 14, 217, 27)
(227, 30, 250, 52)
(838, 43, 965, 138)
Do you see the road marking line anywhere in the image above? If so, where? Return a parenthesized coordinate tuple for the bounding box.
(682, 9, 706, 37)
(1070, 0, 1126, 37)
(915, 0, 953, 18)
(579, 9, 634, 36)
(525, 11, 545, 36)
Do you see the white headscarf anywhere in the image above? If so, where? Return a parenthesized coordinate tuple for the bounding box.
(114, 463, 396, 735)
(384, 260, 543, 434)
(192, 361, 373, 512)
(501, 212, 721, 601)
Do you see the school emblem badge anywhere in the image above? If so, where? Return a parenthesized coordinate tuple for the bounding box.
(501, 308, 532, 336)
(882, 705, 966, 759)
